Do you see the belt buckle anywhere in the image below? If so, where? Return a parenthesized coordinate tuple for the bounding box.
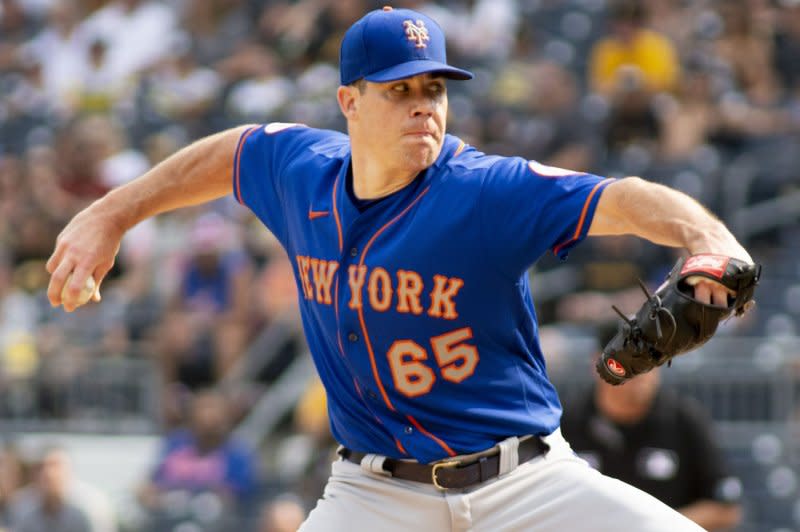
(431, 460, 460, 491)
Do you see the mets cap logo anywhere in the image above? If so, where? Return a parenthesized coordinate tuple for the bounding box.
(404, 19, 430, 48)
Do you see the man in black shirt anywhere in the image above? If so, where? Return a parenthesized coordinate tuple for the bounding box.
(561, 349, 742, 530)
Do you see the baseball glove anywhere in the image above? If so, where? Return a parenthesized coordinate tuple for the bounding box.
(596, 254, 761, 385)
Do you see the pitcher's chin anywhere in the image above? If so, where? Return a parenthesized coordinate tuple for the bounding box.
(401, 138, 441, 167)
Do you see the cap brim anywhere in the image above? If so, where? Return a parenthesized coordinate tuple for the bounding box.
(364, 60, 473, 83)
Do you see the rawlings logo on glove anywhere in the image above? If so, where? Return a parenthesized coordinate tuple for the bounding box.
(596, 254, 761, 385)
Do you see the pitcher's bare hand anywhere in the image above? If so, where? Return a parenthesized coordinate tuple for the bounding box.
(46, 204, 125, 312)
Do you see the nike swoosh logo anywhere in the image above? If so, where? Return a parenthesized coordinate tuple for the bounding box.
(308, 209, 329, 220)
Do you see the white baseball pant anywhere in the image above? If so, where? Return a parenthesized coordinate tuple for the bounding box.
(299, 428, 705, 531)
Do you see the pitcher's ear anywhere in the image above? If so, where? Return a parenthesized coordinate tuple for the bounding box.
(337, 85, 359, 120)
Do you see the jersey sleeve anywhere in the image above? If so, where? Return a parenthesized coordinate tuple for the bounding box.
(232, 123, 317, 246)
(479, 158, 614, 275)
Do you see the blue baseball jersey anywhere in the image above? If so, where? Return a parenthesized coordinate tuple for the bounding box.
(234, 123, 613, 463)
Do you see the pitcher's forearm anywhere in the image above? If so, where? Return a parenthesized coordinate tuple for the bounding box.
(98, 126, 252, 230)
(590, 177, 751, 261)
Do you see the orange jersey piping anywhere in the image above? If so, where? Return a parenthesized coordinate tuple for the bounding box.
(407, 415, 457, 457)
(332, 174, 343, 252)
(553, 177, 614, 256)
(356, 186, 430, 411)
(233, 126, 259, 205)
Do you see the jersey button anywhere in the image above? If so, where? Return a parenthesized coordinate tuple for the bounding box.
(350, 247, 358, 257)
(404, 426, 414, 435)
(348, 332, 359, 342)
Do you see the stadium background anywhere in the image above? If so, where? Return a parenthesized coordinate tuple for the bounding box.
(0, 0, 798, 530)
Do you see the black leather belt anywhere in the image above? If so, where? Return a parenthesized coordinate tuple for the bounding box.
(339, 437, 549, 490)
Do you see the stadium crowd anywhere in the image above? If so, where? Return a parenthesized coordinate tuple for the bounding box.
(1, 0, 799, 530)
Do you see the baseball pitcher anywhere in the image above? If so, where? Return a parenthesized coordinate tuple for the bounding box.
(46, 7, 758, 532)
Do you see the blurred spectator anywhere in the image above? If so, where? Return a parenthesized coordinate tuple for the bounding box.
(255, 1, 327, 66)
(180, 0, 254, 66)
(79, 0, 178, 84)
(288, 61, 342, 131)
(10, 448, 91, 532)
(21, 0, 89, 117)
(486, 60, 598, 170)
(12, 150, 72, 261)
(257, 493, 306, 532)
(138, 389, 259, 516)
(155, 212, 254, 403)
(589, 0, 680, 97)
(254, 235, 300, 325)
(222, 48, 294, 123)
(561, 327, 743, 531)
(419, 0, 520, 63)
(9, 446, 115, 532)
(313, 0, 371, 65)
(657, 57, 720, 163)
(644, 0, 705, 56)
(0, 0, 36, 51)
(714, 0, 780, 105)
(74, 37, 132, 116)
(93, 115, 150, 190)
(255, 0, 368, 69)
(294, 377, 330, 444)
(1, 50, 56, 125)
(141, 128, 188, 169)
(773, 0, 800, 95)
(31, 115, 150, 195)
(0, 157, 23, 243)
(0, 444, 26, 528)
(525, 62, 598, 170)
(54, 116, 115, 205)
(143, 33, 223, 138)
(272, 376, 335, 505)
(174, 212, 252, 321)
(603, 74, 662, 155)
(0, 254, 42, 419)
(551, 236, 673, 325)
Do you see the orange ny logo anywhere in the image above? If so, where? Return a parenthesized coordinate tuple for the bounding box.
(403, 20, 429, 48)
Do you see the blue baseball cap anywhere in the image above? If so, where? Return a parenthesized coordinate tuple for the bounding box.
(340, 6, 473, 86)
